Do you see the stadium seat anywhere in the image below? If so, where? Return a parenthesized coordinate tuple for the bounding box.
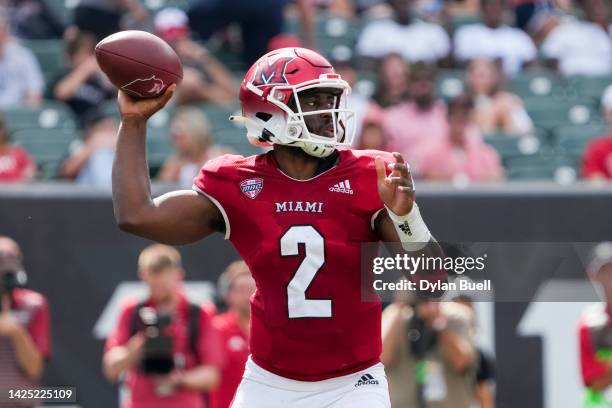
(42, 0, 75, 25)
(553, 124, 607, 158)
(509, 71, 564, 98)
(198, 104, 240, 132)
(523, 96, 600, 129)
(316, 16, 359, 58)
(4, 102, 76, 133)
(146, 129, 174, 176)
(142, 0, 190, 11)
(505, 153, 580, 182)
(566, 75, 612, 101)
(22, 40, 65, 84)
(449, 14, 482, 29)
(437, 69, 465, 99)
(483, 134, 543, 161)
(215, 127, 259, 156)
(10, 128, 77, 179)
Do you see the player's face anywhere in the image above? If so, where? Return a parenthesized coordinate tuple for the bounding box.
(297, 88, 341, 139)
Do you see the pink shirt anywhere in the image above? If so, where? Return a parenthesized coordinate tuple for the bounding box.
(382, 101, 448, 168)
(417, 128, 504, 182)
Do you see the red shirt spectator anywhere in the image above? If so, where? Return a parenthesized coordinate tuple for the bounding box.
(105, 293, 223, 408)
(0, 146, 35, 182)
(0, 114, 35, 182)
(0, 288, 51, 389)
(210, 311, 249, 408)
(582, 135, 612, 180)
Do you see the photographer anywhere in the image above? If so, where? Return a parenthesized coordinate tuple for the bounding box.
(0, 236, 50, 397)
(381, 291, 476, 408)
(103, 244, 222, 408)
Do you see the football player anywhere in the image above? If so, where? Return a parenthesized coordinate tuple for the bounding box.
(112, 47, 443, 407)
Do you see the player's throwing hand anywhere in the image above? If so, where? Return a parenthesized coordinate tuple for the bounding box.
(375, 152, 415, 217)
(117, 84, 176, 121)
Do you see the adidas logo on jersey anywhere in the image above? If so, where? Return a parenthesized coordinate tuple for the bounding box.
(329, 180, 353, 195)
(355, 373, 379, 387)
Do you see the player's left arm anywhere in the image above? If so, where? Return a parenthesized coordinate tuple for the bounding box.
(373, 152, 445, 269)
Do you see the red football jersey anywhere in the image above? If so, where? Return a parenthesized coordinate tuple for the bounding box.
(193, 149, 393, 381)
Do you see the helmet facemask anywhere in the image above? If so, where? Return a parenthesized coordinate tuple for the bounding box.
(242, 74, 356, 158)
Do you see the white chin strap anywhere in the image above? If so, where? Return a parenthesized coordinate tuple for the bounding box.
(300, 139, 336, 158)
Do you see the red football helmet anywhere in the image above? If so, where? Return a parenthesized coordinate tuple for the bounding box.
(234, 47, 355, 158)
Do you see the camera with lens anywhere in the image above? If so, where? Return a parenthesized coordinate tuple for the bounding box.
(138, 307, 175, 375)
(0, 253, 27, 311)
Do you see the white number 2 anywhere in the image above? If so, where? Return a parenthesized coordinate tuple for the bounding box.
(281, 226, 332, 318)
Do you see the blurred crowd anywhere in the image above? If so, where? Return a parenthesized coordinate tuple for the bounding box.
(0, 0, 610, 185)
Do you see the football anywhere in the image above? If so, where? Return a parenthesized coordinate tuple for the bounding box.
(95, 30, 183, 99)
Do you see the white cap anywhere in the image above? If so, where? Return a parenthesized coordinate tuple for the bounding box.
(154, 7, 188, 39)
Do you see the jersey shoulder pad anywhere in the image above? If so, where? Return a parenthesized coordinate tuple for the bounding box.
(201, 154, 249, 173)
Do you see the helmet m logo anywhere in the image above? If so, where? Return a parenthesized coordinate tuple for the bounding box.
(252, 56, 294, 86)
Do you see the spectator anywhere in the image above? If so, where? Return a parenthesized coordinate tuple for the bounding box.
(582, 85, 612, 180)
(356, 0, 450, 63)
(373, 53, 410, 108)
(443, 0, 481, 19)
(466, 58, 533, 136)
(187, 0, 314, 67)
(61, 111, 118, 187)
(0, 12, 43, 109)
(0, 0, 65, 39)
(540, 0, 612, 76)
(154, 8, 237, 106)
(512, 0, 556, 31)
(331, 55, 383, 140)
(0, 236, 50, 397)
(452, 295, 495, 408)
(454, 0, 537, 75)
(357, 119, 387, 150)
(383, 63, 447, 166)
(417, 95, 504, 182)
(579, 242, 612, 407)
(381, 294, 477, 408)
(158, 108, 233, 188)
(103, 244, 222, 408)
(0, 113, 36, 182)
(210, 261, 256, 408)
(50, 28, 115, 125)
(73, 0, 149, 41)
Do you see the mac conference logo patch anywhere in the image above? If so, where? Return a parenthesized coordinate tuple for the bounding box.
(240, 178, 263, 199)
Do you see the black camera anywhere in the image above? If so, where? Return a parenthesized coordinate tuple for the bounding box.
(0, 253, 27, 311)
(138, 307, 175, 375)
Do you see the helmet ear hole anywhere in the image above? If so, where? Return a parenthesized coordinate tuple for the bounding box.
(256, 112, 272, 122)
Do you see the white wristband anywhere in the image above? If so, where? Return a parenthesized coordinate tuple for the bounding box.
(385, 203, 432, 251)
